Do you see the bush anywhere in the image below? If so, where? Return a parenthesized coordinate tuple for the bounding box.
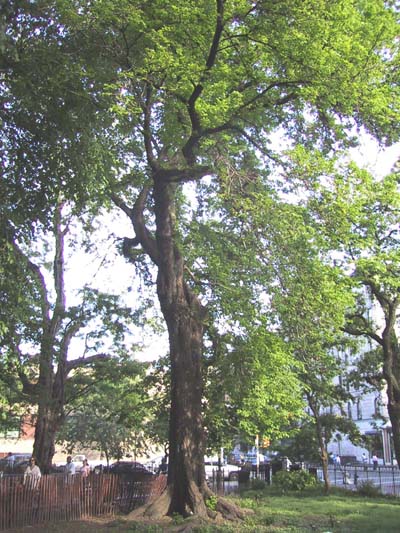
(273, 469, 318, 491)
(205, 494, 218, 511)
(357, 480, 381, 498)
(250, 478, 268, 491)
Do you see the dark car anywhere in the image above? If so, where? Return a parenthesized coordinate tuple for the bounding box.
(108, 461, 153, 481)
(0, 453, 32, 474)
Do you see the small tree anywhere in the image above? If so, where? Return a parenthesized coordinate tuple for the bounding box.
(291, 158, 400, 468)
(0, 205, 137, 471)
(58, 359, 149, 464)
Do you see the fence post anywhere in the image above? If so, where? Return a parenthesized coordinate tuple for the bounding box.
(392, 465, 396, 495)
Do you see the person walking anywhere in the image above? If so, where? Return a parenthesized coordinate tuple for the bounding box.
(362, 452, 367, 464)
(372, 454, 378, 470)
(362, 452, 368, 471)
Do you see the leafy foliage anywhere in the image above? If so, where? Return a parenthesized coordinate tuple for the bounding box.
(58, 359, 149, 461)
(273, 469, 319, 492)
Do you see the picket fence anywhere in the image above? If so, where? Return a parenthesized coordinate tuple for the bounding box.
(0, 472, 167, 530)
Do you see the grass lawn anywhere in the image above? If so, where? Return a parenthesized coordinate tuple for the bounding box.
(6, 485, 400, 532)
(228, 484, 400, 532)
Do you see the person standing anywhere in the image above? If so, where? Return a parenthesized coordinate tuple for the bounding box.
(6, 452, 15, 471)
(65, 456, 76, 476)
(282, 456, 292, 471)
(362, 452, 367, 464)
(81, 459, 90, 479)
(362, 452, 368, 471)
(372, 454, 379, 470)
(23, 457, 41, 489)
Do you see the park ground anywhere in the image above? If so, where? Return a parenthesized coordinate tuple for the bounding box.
(5, 485, 400, 532)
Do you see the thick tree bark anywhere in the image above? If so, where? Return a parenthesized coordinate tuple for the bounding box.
(119, 174, 248, 520)
(382, 328, 400, 468)
(32, 352, 66, 472)
(154, 179, 209, 516)
(33, 403, 59, 473)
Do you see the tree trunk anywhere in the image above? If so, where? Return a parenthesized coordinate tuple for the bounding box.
(309, 398, 330, 492)
(123, 180, 247, 520)
(387, 400, 400, 468)
(154, 179, 209, 516)
(382, 327, 400, 468)
(33, 404, 58, 473)
(164, 294, 208, 515)
(318, 440, 330, 493)
(33, 355, 65, 473)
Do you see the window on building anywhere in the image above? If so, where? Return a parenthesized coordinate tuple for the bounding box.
(347, 402, 353, 419)
(374, 397, 381, 416)
(357, 399, 362, 420)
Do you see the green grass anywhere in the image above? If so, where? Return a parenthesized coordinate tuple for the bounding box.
(225, 485, 400, 532)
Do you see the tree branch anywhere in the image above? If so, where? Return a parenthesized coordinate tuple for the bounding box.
(9, 237, 51, 325)
(65, 353, 110, 373)
(182, 0, 225, 164)
(49, 203, 67, 340)
(343, 317, 383, 346)
(111, 186, 160, 265)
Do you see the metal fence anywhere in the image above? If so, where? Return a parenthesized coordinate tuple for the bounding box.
(315, 464, 400, 496)
(207, 463, 400, 499)
(0, 472, 167, 531)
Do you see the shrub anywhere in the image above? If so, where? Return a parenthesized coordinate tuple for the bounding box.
(205, 494, 218, 511)
(273, 469, 318, 491)
(250, 479, 268, 491)
(357, 480, 381, 497)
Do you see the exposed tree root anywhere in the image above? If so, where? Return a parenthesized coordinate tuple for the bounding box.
(128, 486, 173, 519)
(128, 483, 252, 524)
(215, 495, 252, 521)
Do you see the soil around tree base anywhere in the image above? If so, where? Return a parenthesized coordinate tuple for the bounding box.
(5, 513, 244, 532)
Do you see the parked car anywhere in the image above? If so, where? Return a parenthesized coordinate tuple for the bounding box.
(0, 453, 32, 473)
(204, 459, 241, 481)
(108, 461, 153, 481)
(144, 455, 165, 473)
(244, 452, 268, 466)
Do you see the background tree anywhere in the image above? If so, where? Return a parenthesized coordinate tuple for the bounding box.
(0, 204, 138, 471)
(204, 324, 304, 458)
(216, 190, 361, 490)
(57, 358, 149, 465)
(143, 357, 171, 458)
(292, 159, 400, 467)
(267, 209, 357, 491)
(1, 0, 116, 235)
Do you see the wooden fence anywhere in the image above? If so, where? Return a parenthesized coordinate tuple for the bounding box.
(0, 473, 167, 531)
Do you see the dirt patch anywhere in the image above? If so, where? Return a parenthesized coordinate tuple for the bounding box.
(5, 515, 221, 532)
